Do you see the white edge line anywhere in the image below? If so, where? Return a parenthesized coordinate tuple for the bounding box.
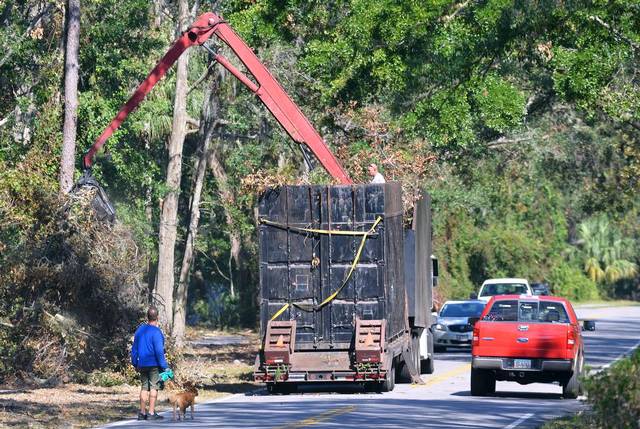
(590, 339, 640, 374)
(503, 413, 533, 429)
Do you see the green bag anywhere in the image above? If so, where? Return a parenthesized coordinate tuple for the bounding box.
(159, 368, 174, 382)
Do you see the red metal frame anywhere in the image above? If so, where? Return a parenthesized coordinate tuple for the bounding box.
(83, 12, 352, 184)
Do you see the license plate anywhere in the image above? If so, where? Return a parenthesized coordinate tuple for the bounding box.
(513, 359, 531, 369)
(456, 335, 468, 341)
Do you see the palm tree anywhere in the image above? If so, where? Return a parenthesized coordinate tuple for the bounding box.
(577, 216, 638, 284)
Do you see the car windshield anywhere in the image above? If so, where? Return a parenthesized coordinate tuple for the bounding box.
(440, 302, 486, 318)
(482, 300, 569, 323)
(479, 283, 528, 297)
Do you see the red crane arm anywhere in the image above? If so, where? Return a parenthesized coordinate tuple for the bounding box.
(83, 12, 352, 184)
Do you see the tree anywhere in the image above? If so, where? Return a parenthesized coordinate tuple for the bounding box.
(59, 0, 81, 193)
(578, 216, 638, 284)
(154, 0, 192, 330)
(173, 67, 220, 343)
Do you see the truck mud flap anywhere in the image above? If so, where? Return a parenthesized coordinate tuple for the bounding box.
(264, 320, 296, 365)
(355, 319, 385, 364)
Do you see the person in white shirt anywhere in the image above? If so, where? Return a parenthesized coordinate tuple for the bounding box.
(368, 163, 386, 183)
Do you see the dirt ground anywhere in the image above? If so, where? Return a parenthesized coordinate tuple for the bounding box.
(0, 328, 261, 428)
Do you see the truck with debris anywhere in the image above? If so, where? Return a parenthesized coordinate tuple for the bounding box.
(253, 185, 437, 393)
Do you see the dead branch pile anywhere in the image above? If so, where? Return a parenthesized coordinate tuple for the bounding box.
(0, 190, 147, 385)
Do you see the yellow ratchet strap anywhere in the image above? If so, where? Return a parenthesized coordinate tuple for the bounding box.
(259, 219, 377, 236)
(270, 303, 290, 321)
(269, 216, 383, 321)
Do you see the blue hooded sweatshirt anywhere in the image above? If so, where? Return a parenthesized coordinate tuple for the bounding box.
(130, 324, 168, 369)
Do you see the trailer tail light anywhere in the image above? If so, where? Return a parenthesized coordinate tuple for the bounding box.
(473, 324, 480, 347)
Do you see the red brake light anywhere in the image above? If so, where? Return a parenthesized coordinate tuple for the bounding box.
(567, 326, 576, 348)
(473, 324, 480, 347)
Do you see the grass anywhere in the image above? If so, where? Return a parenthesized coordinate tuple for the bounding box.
(573, 299, 640, 308)
(541, 412, 593, 429)
(0, 327, 261, 428)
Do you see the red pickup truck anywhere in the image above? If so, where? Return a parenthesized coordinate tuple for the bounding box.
(470, 295, 584, 398)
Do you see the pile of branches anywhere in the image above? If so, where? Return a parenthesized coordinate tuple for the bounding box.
(0, 188, 147, 385)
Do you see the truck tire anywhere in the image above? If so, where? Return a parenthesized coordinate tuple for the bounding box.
(563, 353, 583, 399)
(379, 361, 396, 392)
(398, 338, 421, 382)
(470, 368, 490, 396)
(562, 372, 580, 399)
(487, 372, 496, 394)
(398, 359, 412, 383)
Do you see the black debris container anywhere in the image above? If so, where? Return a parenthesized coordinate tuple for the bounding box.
(258, 182, 407, 352)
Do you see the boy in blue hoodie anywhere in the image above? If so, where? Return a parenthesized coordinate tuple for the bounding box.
(131, 306, 169, 420)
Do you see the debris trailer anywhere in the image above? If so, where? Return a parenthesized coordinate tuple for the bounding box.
(254, 183, 437, 392)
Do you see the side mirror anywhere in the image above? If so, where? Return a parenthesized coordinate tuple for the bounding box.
(431, 256, 439, 287)
(468, 317, 480, 326)
(583, 320, 596, 331)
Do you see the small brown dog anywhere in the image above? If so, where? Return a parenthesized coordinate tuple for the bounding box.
(166, 380, 198, 421)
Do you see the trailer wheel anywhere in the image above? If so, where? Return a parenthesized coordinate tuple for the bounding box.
(379, 361, 396, 392)
(470, 368, 490, 396)
(398, 345, 419, 382)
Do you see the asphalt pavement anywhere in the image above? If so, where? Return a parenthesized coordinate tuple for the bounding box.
(100, 305, 640, 429)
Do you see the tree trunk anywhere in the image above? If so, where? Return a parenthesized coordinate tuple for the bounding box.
(207, 144, 240, 298)
(154, 0, 190, 331)
(59, 0, 80, 194)
(172, 71, 220, 343)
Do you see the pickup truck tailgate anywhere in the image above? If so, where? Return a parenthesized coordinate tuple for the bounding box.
(474, 321, 568, 359)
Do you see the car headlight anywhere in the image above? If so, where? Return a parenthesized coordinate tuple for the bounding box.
(433, 323, 447, 331)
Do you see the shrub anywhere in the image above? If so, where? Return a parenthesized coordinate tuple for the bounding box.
(0, 182, 148, 382)
(548, 265, 599, 301)
(88, 369, 127, 387)
(583, 349, 640, 428)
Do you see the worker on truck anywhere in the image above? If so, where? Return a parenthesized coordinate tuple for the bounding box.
(368, 163, 386, 183)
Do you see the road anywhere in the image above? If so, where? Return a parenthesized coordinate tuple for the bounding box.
(102, 305, 640, 429)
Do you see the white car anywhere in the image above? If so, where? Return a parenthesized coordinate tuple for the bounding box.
(477, 278, 532, 302)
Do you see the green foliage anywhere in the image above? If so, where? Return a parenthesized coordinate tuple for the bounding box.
(472, 74, 526, 133)
(573, 215, 638, 286)
(582, 349, 640, 428)
(190, 287, 241, 329)
(468, 224, 543, 285)
(548, 265, 599, 302)
(88, 370, 127, 387)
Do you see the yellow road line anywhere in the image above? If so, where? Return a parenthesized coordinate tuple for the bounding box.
(413, 363, 471, 388)
(273, 405, 357, 429)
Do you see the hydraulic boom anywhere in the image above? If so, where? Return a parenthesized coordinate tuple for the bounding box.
(82, 12, 352, 184)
